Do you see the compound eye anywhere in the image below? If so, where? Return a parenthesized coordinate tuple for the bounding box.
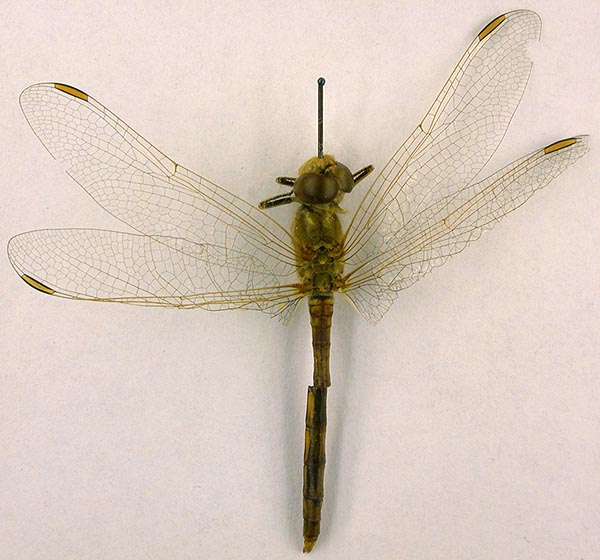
(328, 162, 354, 193)
(293, 173, 339, 204)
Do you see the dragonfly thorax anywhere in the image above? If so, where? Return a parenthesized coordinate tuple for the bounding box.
(293, 155, 354, 205)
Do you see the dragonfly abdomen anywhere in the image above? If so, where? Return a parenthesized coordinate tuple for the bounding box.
(303, 385, 327, 553)
(303, 295, 334, 552)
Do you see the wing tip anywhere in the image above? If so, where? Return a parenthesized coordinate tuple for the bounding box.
(478, 10, 541, 42)
(53, 83, 89, 101)
(478, 14, 507, 40)
(20, 273, 56, 295)
(543, 135, 589, 154)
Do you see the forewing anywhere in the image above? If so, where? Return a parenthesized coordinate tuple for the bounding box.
(344, 10, 541, 261)
(344, 136, 589, 323)
(8, 229, 303, 320)
(19, 83, 296, 278)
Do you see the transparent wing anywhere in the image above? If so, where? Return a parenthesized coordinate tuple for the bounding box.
(344, 11, 541, 259)
(343, 136, 589, 323)
(8, 229, 303, 320)
(13, 82, 302, 318)
(341, 10, 589, 322)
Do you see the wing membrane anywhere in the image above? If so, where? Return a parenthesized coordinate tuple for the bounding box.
(13, 82, 302, 318)
(19, 83, 296, 277)
(12, 12, 589, 325)
(344, 10, 541, 260)
(342, 10, 590, 322)
(8, 229, 302, 318)
(344, 136, 589, 323)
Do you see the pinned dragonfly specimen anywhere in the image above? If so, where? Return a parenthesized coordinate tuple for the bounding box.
(8, 9, 589, 553)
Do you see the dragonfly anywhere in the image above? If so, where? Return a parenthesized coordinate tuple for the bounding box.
(8, 9, 589, 553)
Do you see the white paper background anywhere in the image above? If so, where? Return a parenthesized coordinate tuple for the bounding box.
(1, 1, 599, 558)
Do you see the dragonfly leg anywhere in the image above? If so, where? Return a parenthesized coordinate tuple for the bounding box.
(275, 176, 296, 187)
(352, 164, 374, 185)
(258, 191, 294, 209)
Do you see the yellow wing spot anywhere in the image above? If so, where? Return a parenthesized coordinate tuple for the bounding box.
(54, 83, 89, 101)
(544, 137, 577, 154)
(21, 274, 55, 295)
(478, 14, 506, 41)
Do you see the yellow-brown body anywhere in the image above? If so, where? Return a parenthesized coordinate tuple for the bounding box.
(290, 156, 348, 552)
(260, 153, 372, 552)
